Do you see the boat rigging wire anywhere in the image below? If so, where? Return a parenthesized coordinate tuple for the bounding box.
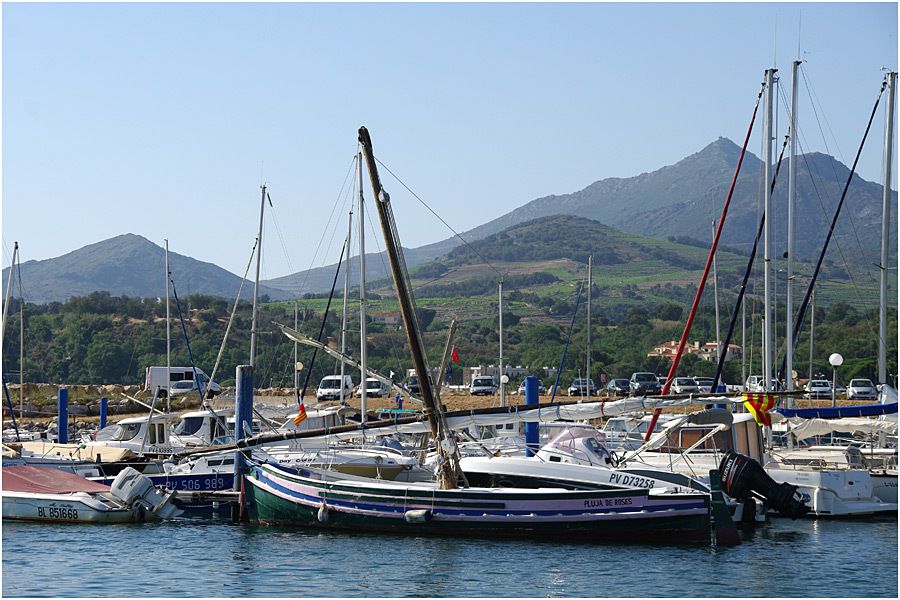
(549, 279, 585, 402)
(297, 238, 348, 403)
(780, 78, 888, 380)
(711, 134, 789, 392)
(373, 156, 503, 279)
(643, 79, 765, 441)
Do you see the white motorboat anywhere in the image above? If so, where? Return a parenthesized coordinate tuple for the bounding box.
(2, 465, 182, 523)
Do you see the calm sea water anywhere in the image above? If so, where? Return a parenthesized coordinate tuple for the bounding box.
(2, 515, 897, 597)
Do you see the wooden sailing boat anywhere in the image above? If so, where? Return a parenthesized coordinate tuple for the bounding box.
(241, 127, 736, 545)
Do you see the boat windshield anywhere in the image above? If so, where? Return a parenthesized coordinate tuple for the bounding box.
(111, 422, 142, 442)
(545, 428, 610, 461)
(174, 416, 204, 436)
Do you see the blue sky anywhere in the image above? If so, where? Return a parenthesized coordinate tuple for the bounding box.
(2, 2, 897, 281)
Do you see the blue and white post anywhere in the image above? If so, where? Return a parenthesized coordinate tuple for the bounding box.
(233, 364, 254, 491)
(57, 388, 68, 444)
(99, 397, 108, 430)
(524, 376, 539, 457)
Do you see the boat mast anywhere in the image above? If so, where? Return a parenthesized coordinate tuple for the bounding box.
(358, 149, 369, 423)
(293, 301, 299, 390)
(339, 184, 353, 405)
(358, 126, 462, 489)
(711, 222, 721, 365)
(165, 239, 171, 411)
(763, 68, 777, 392)
(250, 184, 267, 368)
(879, 70, 896, 386)
(786, 60, 800, 395)
(17, 248, 24, 419)
(586, 255, 592, 393)
(498, 278, 504, 406)
(2, 241, 17, 340)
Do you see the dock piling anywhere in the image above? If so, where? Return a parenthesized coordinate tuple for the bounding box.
(525, 376, 539, 457)
(57, 388, 68, 444)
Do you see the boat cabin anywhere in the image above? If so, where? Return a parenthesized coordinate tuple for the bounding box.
(93, 415, 179, 455)
(171, 409, 233, 447)
(536, 426, 613, 467)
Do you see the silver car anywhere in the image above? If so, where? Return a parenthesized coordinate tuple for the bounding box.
(847, 378, 877, 400)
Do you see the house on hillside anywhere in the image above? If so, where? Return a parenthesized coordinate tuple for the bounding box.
(647, 340, 742, 362)
(372, 311, 401, 325)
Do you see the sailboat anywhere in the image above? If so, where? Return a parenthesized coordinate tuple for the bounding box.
(241, 126, 742, 546)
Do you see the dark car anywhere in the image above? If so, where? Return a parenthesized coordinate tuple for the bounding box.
(567, 378, 597, 397)
(606, 378, 630, 396)
(630, 372, 662, 395)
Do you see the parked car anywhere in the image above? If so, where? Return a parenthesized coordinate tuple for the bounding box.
(629, 372, 661, 395)
(316, 375, 354, 401)
(516, 379, 547, 396)
(805, 379, 832, 399)
(671, 377, 700, 394)
(605, 378, 630, 396)
(693, 377, 717, 393)
(567, 378, 597, 397)
(847, 379, 878, 400)
(744, 375, 764, 392)
(145, 366, 222, 398)
(357, 378, 390, 398)
(470, 376, 498, 396)
(406, 375, 421, 395)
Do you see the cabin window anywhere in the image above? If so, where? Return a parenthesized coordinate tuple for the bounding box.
(112, 423, 141, 441)
(208, 459, 222, 466)
(175, 416, 204, 436)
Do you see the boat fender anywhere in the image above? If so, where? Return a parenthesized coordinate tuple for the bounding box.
(317, 501, 330, 523)
(404, 509, 432, 523)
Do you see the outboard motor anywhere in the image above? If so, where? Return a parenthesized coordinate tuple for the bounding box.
(719, 451, 810, 519)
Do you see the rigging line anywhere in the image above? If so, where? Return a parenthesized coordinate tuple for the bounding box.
(801, 67, 847, 166)
(298, 237, 348, 403)
(206, 239, 258, 391)
(291, 154, 358, 298)
(781, 79, 887, 380)
(267, 200, 296, 280)
(785, 78, 875, 287)
(373, 156, 503, 279)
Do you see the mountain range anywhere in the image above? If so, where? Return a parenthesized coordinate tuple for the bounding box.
(4, 138, 895, 303)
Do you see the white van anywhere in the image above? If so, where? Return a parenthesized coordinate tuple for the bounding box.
(316, 375, 354, 401)
(144, 366, 222, 399)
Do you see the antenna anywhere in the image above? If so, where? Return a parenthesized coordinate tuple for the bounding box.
(797, 9, 802, 60)
(773, 15, 777, 68)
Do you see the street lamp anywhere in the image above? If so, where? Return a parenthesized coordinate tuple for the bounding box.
(829, 353, 843, 408)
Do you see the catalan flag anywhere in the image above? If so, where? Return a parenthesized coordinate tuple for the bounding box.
(293, 399, 308, 426)
(743, 392, 775, 427)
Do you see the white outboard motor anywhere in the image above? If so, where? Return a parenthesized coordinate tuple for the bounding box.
(109, 467, 182, 520)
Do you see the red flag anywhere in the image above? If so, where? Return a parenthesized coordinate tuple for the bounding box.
(451, 346, 460, 364)
(293, 398, 308, 426)
(742, 393, 775, 427)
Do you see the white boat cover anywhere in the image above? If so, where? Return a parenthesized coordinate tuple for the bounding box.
(783, 416, 898, 439)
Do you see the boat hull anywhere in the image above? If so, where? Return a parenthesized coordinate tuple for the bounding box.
(244, 463, 713, 544)
(2, 492, 148, 523)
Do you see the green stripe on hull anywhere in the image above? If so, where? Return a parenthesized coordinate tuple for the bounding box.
(246, 477, 711, 545)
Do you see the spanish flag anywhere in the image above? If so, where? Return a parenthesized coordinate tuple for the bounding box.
(293, 399, 308, 426)
(743, 392, 775, 427)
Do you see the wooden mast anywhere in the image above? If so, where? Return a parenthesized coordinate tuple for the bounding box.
(357, 126, 462, 489)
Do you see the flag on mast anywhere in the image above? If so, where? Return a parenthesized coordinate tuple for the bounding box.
(293, 397, 308, 426)
(451, 346, 460, 364)
(742, 393, 775, 427)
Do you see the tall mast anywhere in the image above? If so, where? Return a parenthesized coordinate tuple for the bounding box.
(586, 255, 592, 391)
(165, 239, 171, 411)
(250, 184, 267, 368)
(17, 248, 24, 419)
(358, 150, 369, 423)
(786, 59, 800, 394)
(712, 221, 721, 364)
(499, 278, 504, 406)
(2, 241, 17, 340)
(358, 126, 461, 489)
(808, 290, 815, 382)
(763, 68, 777, 392)
(340, 192, 353, 404)
(293, 301, 299, 390)
(879, 71, 896, 386)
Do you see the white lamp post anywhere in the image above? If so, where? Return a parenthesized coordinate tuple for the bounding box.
(829, 353, 844, 407)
